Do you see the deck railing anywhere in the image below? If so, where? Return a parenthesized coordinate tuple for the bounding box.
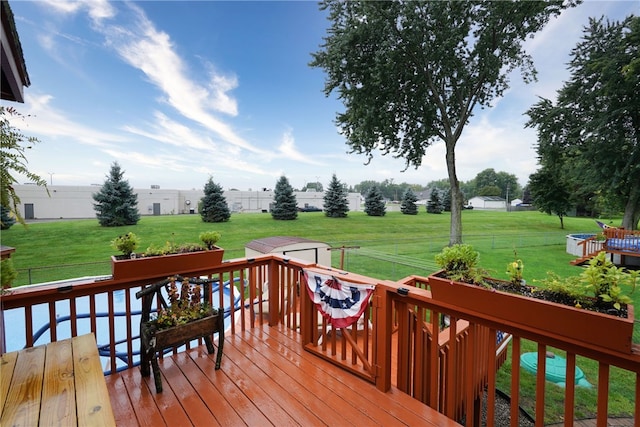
(1, 254, 639, 426)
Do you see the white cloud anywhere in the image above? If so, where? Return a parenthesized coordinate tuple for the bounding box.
(277, 129, 326, 165)
(95, 3, 260, 154)
(16, 93, 129, 148)
(42, 0, 115, 23)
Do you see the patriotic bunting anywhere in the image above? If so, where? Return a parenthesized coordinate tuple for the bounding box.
(303, 269, 375, 329)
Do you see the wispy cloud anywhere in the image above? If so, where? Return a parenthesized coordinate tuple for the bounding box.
(277, 129, 326, 165)
(93, 3, 261, 154)
(17, 93, 129, 148)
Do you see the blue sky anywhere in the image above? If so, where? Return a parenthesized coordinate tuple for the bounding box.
(4, 1, 638, 191)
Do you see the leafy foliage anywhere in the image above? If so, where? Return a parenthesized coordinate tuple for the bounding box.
(92, 162, 140, 227)
(0, 107, 48, 227)
(200, 178, 230, 223)
(323, 174, 349, 218)
(271, 176, 298, 220)
(1, 258, 18, 289)
(154, 277, 211, 330)
(364, 185, 386, 217)
(434, 244, 487, 285)
(526, 16, 640, 230)
(311, 1, 572, 244)
(111, 232, 140, 257)
(199, 231, 221, 249)
(400, 188, 418, 215)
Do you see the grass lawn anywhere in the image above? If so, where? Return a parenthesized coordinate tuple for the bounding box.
(1, 209, 636, 422)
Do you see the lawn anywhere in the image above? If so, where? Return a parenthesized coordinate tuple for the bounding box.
(1, 209, 636, 422)
(1, 209, 603, 284)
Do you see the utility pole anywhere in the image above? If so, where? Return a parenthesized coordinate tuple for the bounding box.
(506, 184, 510, 212)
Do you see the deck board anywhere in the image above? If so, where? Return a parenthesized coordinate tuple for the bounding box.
(106, 324, 461, 426)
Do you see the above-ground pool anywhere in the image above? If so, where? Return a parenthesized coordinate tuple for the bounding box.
(3, 277, 243, 373)
(566, 233, 602, 256)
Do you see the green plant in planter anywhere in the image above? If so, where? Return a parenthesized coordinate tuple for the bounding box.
(154, 276, 211, 330)
(111, 232, 140, 257)
(199, 231, 221, 250)
(1, 258, 18, 289)
(506, 251, 524, 285)
(434, 243, 488, 285)
(580, 251, 637, 311)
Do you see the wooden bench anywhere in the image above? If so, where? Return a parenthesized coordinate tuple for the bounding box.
(0, 333, 115, 426)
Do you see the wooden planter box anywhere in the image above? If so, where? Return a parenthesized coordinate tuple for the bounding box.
(428, 271, 634, 353)
(111, 246, 224, 281)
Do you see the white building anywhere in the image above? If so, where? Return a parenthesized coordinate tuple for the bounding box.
(12, 185, 362, 220)
(467, 196, 506, 210)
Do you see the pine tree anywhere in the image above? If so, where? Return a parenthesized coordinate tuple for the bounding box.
(426, 189, 443, 214)
(0, 205, 16, 229)
(200, 178, 230, 223)
(92, 162, 140, 226)
(364, 185, 386, 216)
(271, 176, 298, 220)
(442, 188, 452, 212)
(323, 174, 349, 218)
(400, 188, 418, 215)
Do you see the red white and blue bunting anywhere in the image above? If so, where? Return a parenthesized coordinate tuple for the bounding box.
(303, 269, 375, 329)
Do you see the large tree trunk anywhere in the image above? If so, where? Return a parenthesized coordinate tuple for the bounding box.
(622, 185, 640, 230)
(446, 139, 463, 245)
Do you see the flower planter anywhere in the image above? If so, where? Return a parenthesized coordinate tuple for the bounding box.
(111, 246, 224, 281)
(427, 271, 634, 353)
(141, 311, 224, 392)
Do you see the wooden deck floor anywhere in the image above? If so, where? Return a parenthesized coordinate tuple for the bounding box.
(105, 323, 460, 426)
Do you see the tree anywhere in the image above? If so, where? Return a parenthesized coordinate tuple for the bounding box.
(92, 162, 140, 226)
(400, 188, 418, 215)
(323, 174, 349, 218)
(441, 188, 452, 212)
(302, 181, 323, 192)
(364, 185, 386, 216)
(271, 176, 298, 220)
(526, 16, 640, 230)
(1, 205, 15, 230)
(200, 178, 230, 223)
(474, 168, 521, 200)
(528, 168, 572, 229)
(311, 1, 572, 245)
(1, 107, 48, 227)
(427, 189, 443, 214)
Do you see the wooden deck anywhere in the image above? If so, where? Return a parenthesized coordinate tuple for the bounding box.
(106, 323, 460, 426)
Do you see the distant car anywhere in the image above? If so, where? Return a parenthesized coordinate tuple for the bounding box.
(463, 205, 474, 210)
(298, 206, 322, 212)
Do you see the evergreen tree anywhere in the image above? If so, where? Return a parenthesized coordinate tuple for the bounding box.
(323, 174, 349, 218)
(271, 176, 298, 220)
(400, 188, 418, 215)
(427, 189, 443, 214)
(1, 205, 15, 230)
(200, 178, 230, 223)
(364, 185, 386, 216)
(442, 188, 453, 212)
(92, 162, 140, 226)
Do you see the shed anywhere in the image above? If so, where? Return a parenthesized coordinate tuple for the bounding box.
(245, 236, 331, 267)
(468, 196, 506, 210)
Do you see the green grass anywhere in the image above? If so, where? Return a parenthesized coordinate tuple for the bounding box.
(1, 209, 597, 283)
(1, 209, 636, 422)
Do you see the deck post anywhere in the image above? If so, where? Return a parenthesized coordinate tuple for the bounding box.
(373, 284, 392, 392)
(268, 259, 280, 327)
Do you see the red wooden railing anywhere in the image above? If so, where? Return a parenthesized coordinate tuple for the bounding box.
(1, 254, 639, 426)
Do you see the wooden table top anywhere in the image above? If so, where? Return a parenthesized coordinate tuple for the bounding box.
(0, 333, 115, 426)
